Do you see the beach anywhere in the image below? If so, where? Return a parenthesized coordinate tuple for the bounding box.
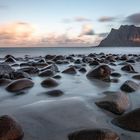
(0, 47, 140, 140)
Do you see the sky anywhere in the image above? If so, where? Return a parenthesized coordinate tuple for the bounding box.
(0, 0, 140, 47)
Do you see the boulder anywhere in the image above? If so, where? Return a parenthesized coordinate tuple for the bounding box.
(45, 90, 64, 97)
(86, 65, 111, 81)
(39, 69, 55, 77)
(79, 67, 87, 73)
(0, 115, 24, 140)
(121, 64, 136, 73)
(0, 64, 14, 75)
(41, 78, 59, 88)
(68, 129, 119, 140)
(18, 66, 39, 74)
(6, 78, 34, 92)
(0, 78, 12, 86)
(62, 67, 77, 74)
(120, 80, 139, 92)
(10, 71, 31, 80)
(111, 72, 121, 78)
(112, 108, 140, 132)
(95, 91, 130, 115)
(132, 75, 140, 80)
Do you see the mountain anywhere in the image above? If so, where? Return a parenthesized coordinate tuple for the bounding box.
(98, 25, 140, 47)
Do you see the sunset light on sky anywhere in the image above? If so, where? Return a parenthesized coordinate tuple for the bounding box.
(0, 0, 140, 47)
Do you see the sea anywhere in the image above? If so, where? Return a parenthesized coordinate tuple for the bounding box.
(0, 47, 140, 57)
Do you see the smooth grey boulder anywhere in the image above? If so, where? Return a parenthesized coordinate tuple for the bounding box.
(0, 115, 24, 140)
(86, 65, 111, 81)
(95, 91, 130, 115)
(112, 108, 140, 132)
(41, 78, 59, 88)
(6, 78, 34, 92)
(120, 80, 139, 92)
(68, 129, 120, 140)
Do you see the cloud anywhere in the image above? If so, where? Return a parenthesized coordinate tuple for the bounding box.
(125, 12, 140, 25)
(62, 16, 92, 23)
(0, 22, 37, 46)
(74, 17, 92, 22)
(80, 24, 94, 36)
(0, 21, 103, 47)
(98, 16, 116, 22)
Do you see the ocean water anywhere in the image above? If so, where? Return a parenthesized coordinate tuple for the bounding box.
(0, 47, 140, 57)
(0, 46, 140, 140)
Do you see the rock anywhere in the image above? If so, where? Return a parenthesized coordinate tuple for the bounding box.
(5, 57, 16, 63)
(132, 75, 140, 80)
(112, 108, 140, 132)
(111, 72, 121, 78)
(18, 66, 39, 74)
(86, 65, 111, 81)
(45, 90, 64, 97)
(74, 59, 82, 64)
(79, 67, 87, 73)
(68, 129, 119, 140)
(0, 115, 24, 140)
(6, 78, 34, 92)
(39, 69, 55, 77)
(95, 91, 130, 115)
(0, 78, 12, 86)
(45, 55, 56, 60)
(40, 64, 59, 72)
(41, 78, 59, 88)
(53, 75, 62, 79)
(10, 71, 31, 80)
(62, 67, 77, 74)
(89, 60, 100, 66)
(0, 64, 14, 75)
(126, 59, 135, 63)
(120, 80, 139, 92)
(121, 64, 136, 73)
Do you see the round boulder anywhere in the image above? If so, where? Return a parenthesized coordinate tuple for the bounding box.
(45, 90, 64, 97)
(6, 78, 34, 92)
(0, 115, 24, 140)
(62, 67, 77, 74)
(86, 65, 111, 81)
(68, 129, 119, 140)
(41, 78, 59, 88)
(95, 91, 130, 115)
(39, 69, 55, 77)
(120, 80, 139, 92)
(121, 64, 136, 73)
(112, 108, 140, 132)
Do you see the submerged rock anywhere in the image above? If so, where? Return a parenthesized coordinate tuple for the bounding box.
(120, 80, 139, 92)
(6, 78, 34, 92)
(10, 71, 31, 80)
(86, 65, 111, 81)
(0, 115, 24, 140)
(5, 57, 16, 63)
(68, 129, 119, 140)
(132, 75, 140, 80)
(95, 91, 130, 115)
(45, 90, 64, 97)
(41, 78, 59, 88)
(62, 67, 77, 74)
(39, 69, 55, 77)
(0, 64, 14, 75)
(79, 67, 87, 73)
(112, 108, 140, 132)
(0, 78, 12, 86)
(111, 72, 121, 78)
(121, 64, 136, 73)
